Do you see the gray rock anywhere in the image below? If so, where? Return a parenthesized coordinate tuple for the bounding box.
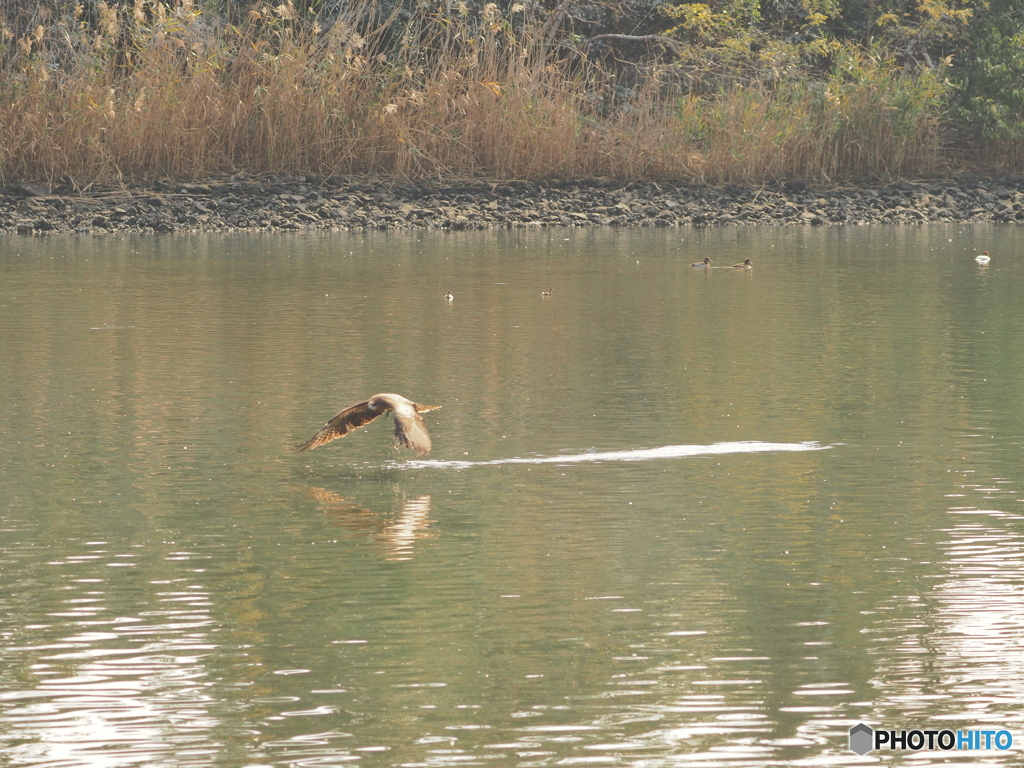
(12, 182, 51, 197)
(4, 174, 1024, 235)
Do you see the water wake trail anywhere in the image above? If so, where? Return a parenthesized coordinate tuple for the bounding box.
(399, 441, 831, 469)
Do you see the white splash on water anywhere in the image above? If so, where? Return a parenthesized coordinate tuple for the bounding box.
(399, 441, 830, 469)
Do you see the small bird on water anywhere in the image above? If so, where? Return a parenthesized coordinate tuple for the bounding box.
(691, 257, 712, 268)
(975, 251, 990, 264)
(295, 393, 441, 455)
(444, 291, 454, 301)
(541, 288, 553, 297)
(731, 259, 753, 269)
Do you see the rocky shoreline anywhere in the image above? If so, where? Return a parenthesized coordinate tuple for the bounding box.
(3, 174, 1024, 235)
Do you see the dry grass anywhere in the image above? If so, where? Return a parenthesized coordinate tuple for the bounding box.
(0, 1, 951, 186)
(680, 50, 948, 184)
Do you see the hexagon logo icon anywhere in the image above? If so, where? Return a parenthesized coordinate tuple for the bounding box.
(849, 723, 874, 755)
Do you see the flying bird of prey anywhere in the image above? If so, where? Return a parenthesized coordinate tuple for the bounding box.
(295, 393, 441, 455)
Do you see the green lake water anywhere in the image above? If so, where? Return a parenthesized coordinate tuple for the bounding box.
(2, 224, 1024, 766)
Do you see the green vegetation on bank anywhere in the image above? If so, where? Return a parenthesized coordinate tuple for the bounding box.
(0, 0, 1021, 185)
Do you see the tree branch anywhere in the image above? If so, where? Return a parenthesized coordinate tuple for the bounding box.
(580, 34, 683, 56)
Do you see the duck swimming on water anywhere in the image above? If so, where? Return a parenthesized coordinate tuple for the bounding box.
(975, 251, 990, 264)
(444, 291, 454, 301)
(691, 257, 712, 268)
(731, 259, 753, 269)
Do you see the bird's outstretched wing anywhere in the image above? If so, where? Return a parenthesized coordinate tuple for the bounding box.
(294, 399, 386, 452)
(295, 395, 442, 454)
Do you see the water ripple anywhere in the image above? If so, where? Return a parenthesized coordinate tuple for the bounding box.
(401, 441, 831, 469)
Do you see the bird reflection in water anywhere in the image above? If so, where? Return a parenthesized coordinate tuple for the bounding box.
(306, 487, 434, 561)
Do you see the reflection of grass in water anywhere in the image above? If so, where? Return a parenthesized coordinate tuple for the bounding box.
(1, 2, 948, 184)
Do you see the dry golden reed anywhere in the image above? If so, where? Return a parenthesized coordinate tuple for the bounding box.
(0, 1, 948, 185)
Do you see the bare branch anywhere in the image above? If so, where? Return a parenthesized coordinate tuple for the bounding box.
(580, 34, 683, 56)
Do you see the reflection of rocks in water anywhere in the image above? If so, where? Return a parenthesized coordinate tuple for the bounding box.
(306, 487, 434, 561)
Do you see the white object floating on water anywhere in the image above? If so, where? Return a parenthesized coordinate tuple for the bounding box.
(399, 440, 831, 469)
(975, 251, 991, 264)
